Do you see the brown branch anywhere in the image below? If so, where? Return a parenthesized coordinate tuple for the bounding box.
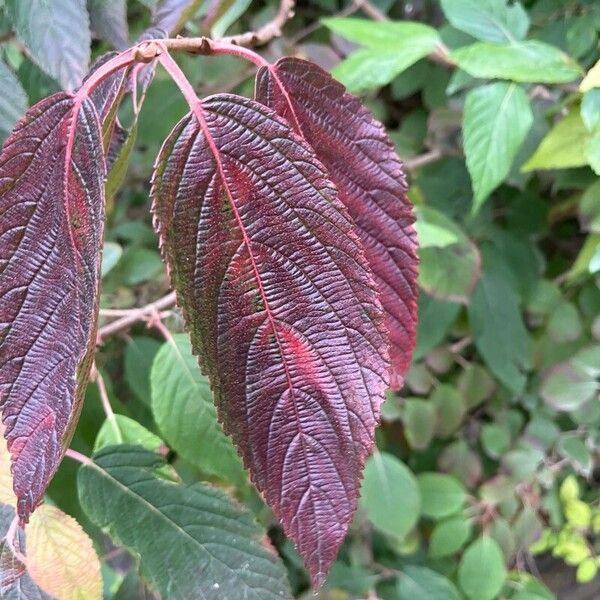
(220, 0, 296, 47)
(404, 148, 444, 171)
(97, 291, 177, 342)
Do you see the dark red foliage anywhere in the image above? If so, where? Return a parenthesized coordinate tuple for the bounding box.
(256, 58, 419, 389)
(151, 93, 390, 586)
(0, 93, 105, 523)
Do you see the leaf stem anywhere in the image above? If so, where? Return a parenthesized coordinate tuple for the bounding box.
(92, 367, 122, 443)
(64, 448, 93, 466)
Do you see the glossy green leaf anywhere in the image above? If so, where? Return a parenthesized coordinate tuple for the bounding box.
(581, 89, 600, 132)
(397, 565, 461, 600)
(417, 473, 466, 519)
(481, 423, 511, 458)
(458, 536, 507, 600)
(540, 361, 598, 412)
(6, 0, 91, 89)
(429, 514, 472, 558)
(151, 334, 245, 485)
(360, 452, 421, 541)
(77, 445, 291, 599)
(522, 109, 589, 171)
(440, 0, 529, 43)
(463, 82, 533, 211)
(452, 40, 583, 84)
(432, 384, 466, 437)
(101, 242, 122, 277)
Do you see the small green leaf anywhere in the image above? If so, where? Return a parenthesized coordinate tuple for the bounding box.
(124, 336, 162, 405)
(540, 361, 598, 412)
(458, 536, 507, 600)
(101, 242, 123, 277)
(403, 399, 436, 450)
(418, 472, 466, 519)
(94, 415, 162, 452)
(360, 453, 421, 541)
(463, 82, 533, 210)
(585, 132, 600, 175)
(77, 445, 291, 599)
(458, 363, 496, 409)
(580, 58, 600, 92)
(481, 423, 511, 458)
(440, 0, 529, 43)
(415, 207, 460, 248)
(577, 558, 598, 583)
(429, 515, 472, 558)
(522, 109, 589, 171)
(323, 18, 441, 93)
(397, 565, 461, 600)
(432, 384, 466, 437)
(151, 335, 246, 485)
(581, 89, 600, 132)
(452, 40, 583, 84)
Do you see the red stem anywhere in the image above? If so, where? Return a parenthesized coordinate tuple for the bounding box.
(207, 40, 269, 68)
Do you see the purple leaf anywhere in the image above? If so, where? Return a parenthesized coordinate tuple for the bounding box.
(152, 0, 202, 35)
(256, 57, 419, 389)
(0, 93, 105, 523)
(151, 93, 390, 586)
(88, 0, 129, 50)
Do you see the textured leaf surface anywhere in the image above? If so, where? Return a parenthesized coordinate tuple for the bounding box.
(256, 57, 418, 389)
(26, 504, 102, 600)
(0, 61, 28, 143)
(322, 19, 440, 93)
(78, 445, 291, 599)
(451, 40, 582, 84)
(150, 334, 245, 486)
(88, 0, 129, 49)
(439, 0, 529, 43)
(6, 0, 91, 90)
(152, 93, 389, 585)
(463, 82, 533, 211)
(0, 93, 105, 522)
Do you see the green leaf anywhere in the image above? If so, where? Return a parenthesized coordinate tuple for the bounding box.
(547, 301, 582, 343)
(0, 60, 27, 142)
(210, 0, 252, 38)
(124, 336, 161, 405)
(522, 109, 589, 171)
(481, 423, 511, 458)
(429, 515, 472, 558)
(360, 452, 421, 541)
(463, 82, 533, 211)
(540, 361, 598, 412)
(101, 242, 122, 277)
(6, 0, 91, 90)
(580, 58, 600, 92)
(458, 536, 507, 600)
(580, 180, 600, 233)
(440, 0, 529, 43)
(451, 40, 583, 84)
(585, 131, 600, 175)
(557, 436, 593, 474)
(417, 473, 466, 519)
(403, 399, 436, 450)
(151, 334, 245, 485)
(417, 207, 481, 303)
(78, 445, 291, 599)
(397, 565, 461, 600)
(106, 123, 138, 202)
(94, 415, 162, 452)
(582, 89, 600, 133)
(468, 248, 529, 393)
(576, 558, 598, 583)
(432, 384, 466, 437)
(323, 18, 441, 93)
(414, 293, 461, 361)
(458, 363, 496, 409)
(415, 208, 460, 248)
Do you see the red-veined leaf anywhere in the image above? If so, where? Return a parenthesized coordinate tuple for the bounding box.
(151, 93, 390, 586)
(0, 93, 105, 523)
(256, 57, 418, 389)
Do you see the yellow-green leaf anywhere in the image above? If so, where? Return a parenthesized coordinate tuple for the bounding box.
(522, 110, 589, 171)
(26, 505, 102, 600)
(580, 59, 600, 92)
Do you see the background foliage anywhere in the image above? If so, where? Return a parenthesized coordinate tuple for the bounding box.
(0, 0, 599, 599)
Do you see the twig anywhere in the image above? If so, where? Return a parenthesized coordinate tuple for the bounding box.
(97, 291, 177, 342)
(404, 148, 443, 171)
(221, 0, 295, 47)
(64, 448, 93, 466)
(92, 366, 122, 442)
(4, 515, 26, 564)
(353, 0, 388, 21)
